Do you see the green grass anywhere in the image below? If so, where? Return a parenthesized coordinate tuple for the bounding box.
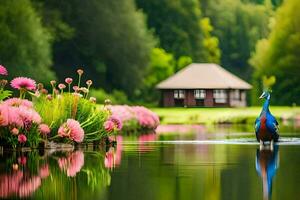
(151, 106, 300, 124)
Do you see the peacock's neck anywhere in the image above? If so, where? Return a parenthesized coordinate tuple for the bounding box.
(262, 96, 270, 113)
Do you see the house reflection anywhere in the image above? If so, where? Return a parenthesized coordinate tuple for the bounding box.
(255, 145, 279, 200)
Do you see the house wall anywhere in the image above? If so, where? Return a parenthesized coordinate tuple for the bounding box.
(161, 89, 247, 107)
(204, 90, 214, 107)
(184, 90, 196, 107)
(229, 90, 247, 107)
(162, 90, 175, 107)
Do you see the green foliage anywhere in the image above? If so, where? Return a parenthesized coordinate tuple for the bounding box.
(176, 56, 193, 72)
(200, 0, 272, 79)
(200, 17, 221, 64)
(0, 90, 12, 101)
(34, 93, 110, 142)
(0, 0, 55, 83)
(139, 48, 176, 102)
(136, 0, 207, 61)
(41, 0, 155, 97)
(89, 89, 129, 105)
(250, 0, 300, 105)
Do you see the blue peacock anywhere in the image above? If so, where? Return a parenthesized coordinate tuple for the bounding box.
(255, 91, 279, 147)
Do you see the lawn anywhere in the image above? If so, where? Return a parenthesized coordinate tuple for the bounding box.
(151, 106, 300, 124)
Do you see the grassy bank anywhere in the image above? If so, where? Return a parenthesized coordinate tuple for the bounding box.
(151, 106, 300, 125)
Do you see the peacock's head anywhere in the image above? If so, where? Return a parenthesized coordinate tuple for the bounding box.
(259, 91, 271, 100)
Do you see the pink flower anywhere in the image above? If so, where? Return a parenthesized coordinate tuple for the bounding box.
(18, 134, 27, 143)
(0, 105, 23, 127)
(10, 77, 36, 91)
(89, 97, 96, 103)
(10, 128, 19, 135)
(73, 86, 79, 92)
(3, 98, 33, 108)
(65, 78, 73, 84)
(109, 116, 123, 130)
(58, 119, 84, 142)
(58, 83, 66, 90)
(86, 80, 92, 86)
(0, 65, 8, 75)
(104, 120, 115, 132)
(38, 124, 50, 135)
(77, 69, 84, 75)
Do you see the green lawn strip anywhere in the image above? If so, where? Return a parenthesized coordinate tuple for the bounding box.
(151, 107, 300, 124)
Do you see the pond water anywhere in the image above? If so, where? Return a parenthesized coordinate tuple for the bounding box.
(1, 125, 300, 200)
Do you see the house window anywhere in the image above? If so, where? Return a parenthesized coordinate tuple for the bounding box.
(174, 90, 185, 99)
(194, 89, 206, 99)
(213, 89, 227, 103)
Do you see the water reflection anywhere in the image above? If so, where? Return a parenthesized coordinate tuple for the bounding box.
(58, 151, 84, 177)
(105, 136, 123, 169)
(0, 152, 49, 198)
(256, 145, 279, 200)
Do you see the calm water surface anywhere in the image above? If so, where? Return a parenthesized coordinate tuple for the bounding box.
(1, 125, 300, 200)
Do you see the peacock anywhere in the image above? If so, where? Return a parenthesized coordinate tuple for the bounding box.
(255, 91, 279, 148)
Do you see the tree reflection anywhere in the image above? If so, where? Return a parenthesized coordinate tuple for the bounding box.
(256, 145, 279, 200)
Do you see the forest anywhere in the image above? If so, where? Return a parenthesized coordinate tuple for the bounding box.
(0, 0, 298, 105)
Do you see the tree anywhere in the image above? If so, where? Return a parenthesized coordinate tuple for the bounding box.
(140, 48, 176, 102)
(0, 0, 55, 83)
(200, 17, 221, 64)
(199, 0, 272, 79)
(250, 0, 300, 105)
(136, 0, 209, 62)
(40, 0, 155, 98)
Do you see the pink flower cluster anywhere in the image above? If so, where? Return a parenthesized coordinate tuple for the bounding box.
(109, 105, 160, 130)
(58, 119, 84, 143)
(0, 99, 41, 130)
(58, 151, 84, 177)
(132, 106, 160, 129)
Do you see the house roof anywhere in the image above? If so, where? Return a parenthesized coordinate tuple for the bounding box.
(156, 63, 252, 90)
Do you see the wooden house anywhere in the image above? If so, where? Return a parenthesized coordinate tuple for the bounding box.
(156, 63, 252, 107)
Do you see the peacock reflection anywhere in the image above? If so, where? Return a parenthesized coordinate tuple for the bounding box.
(255, 145, 279, 200)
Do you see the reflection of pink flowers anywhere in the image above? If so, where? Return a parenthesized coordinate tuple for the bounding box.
(58, 119, 84, 142)
(105, 136, 123, 169)
(18, 176, 41, 198)
(0, 171, 23, 198)
(0, 171, 42, 198)
(138, 134, 157, 152)
(58, 151, 84, 177)
(0, 65, 8, 76)
(18, 134, 27, 143)
(38, 124, 51, 135)
(39, 164, 50, 179)
(10, 77, 36, 91)
(18, 156, 27, 165)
